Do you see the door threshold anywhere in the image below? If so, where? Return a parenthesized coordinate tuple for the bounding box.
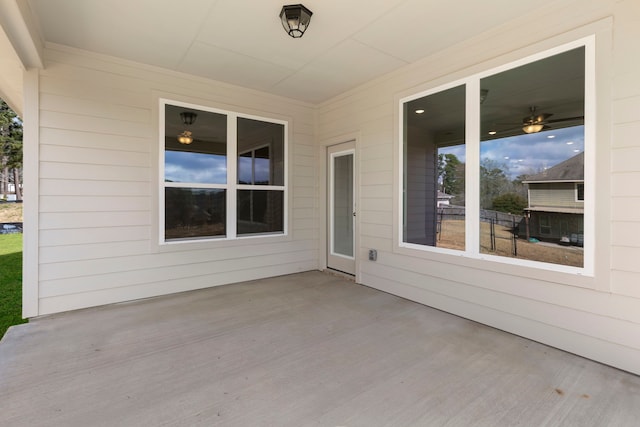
(325, 268, 355, 281)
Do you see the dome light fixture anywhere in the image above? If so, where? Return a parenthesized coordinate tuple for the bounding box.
(279, 4, 313, 38)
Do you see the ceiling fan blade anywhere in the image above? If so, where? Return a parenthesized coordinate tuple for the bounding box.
(547, 115, 584, 124)
(522, 112, 553, 124)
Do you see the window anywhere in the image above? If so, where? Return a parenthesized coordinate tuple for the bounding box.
(401, 38, 592, 272)
(161, 101, 286, 242)
(539, 215, 552, 235)
(576, 183, 585, 201)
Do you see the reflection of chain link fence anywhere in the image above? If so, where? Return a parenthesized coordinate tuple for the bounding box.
(480, 210, 523, 256)
(437, 207, 523, 256)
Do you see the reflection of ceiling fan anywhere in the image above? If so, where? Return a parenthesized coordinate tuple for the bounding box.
(521, 106, 583, 134)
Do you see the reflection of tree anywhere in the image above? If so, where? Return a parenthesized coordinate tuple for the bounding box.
(165, 188, 225, 239)
(1, 100, 23, 201)
(492, 193, 527, 214)
(438, 153, 465, 200)
(480, 159, 529, 209)
(480, 159, 510, 209)
(512, 174, 530, 200)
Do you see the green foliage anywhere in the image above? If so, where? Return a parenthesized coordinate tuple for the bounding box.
(0, 233, 26, 338)
(0, 100, 23, 169)
(480, 159, 510, 209)
(492, 193, 528, 214)
(438, 153, 464, 196)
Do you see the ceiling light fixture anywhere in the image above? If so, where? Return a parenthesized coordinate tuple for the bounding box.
(180, 112, 197, 125)
(415, 109, 425, 114)
(488, 130, 497, 135)
(177, 130, 193, 145)
(280, 4, 313, 38)
(522, 106, 549, 134)
(177, 111, 197, 145)
(480, 89, 489, 104)
(522, 123, 544, 134)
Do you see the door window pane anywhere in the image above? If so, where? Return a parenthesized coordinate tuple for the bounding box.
(333, 154, 353, 257)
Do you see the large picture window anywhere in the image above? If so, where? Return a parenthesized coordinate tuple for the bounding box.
(161, 101, 286, 242)
(401, 39, 592, 272)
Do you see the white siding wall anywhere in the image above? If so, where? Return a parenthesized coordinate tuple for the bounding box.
(318, 0, 640, 374)
(529, 183, 583, 209)
(32, 45, 318, 315)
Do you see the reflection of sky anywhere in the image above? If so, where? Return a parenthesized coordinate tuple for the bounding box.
(165, 151, 227, 184)
(238, 158, 270, 184)
(440, 126, 584, 179)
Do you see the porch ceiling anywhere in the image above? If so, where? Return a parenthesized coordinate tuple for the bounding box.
(2, 272, 639, 425)
(22, 0, 568, 104)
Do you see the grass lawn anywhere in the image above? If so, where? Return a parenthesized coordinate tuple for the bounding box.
(0, 233, 26, 339)
(0, 202, 23, 222)
(437, 219, 583, 267)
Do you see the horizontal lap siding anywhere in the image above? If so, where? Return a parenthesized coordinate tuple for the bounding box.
(318, 0, 640, 374)
(610, 0, 640, 298)
(36, 47, 317, 314)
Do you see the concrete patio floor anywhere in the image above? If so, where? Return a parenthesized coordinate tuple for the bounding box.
(1, 271, 639, 426)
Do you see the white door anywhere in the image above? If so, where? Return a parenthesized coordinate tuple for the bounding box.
(327, 142, 356, 275)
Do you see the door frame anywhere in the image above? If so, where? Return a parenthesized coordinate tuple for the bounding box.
(319, 133, 360, 280)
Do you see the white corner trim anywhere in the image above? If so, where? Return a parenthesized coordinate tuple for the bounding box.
(22, 68, 39, 317)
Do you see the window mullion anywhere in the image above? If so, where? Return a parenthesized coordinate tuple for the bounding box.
(227, 114, 238, 239)
(466, 78, 481, 256)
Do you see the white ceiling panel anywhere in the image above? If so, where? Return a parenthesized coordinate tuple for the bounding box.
(179, 41, 295, 92)
(24, 0, 577, 104)
(272, 39, 407, 102)
(353, 0, 561, 63)
(194, 0, 407, 70)
(30, 0, 214, 69)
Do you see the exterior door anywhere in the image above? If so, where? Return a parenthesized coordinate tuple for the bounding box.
(327, 142, 356, 275)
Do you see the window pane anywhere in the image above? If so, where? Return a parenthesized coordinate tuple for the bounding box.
(479, 47, 584, 267)
(165, 188, 226, 240)
(237, 118, 284, 186)
(165, 105, 227, 184)
(237, 190, 284, 235)
(403, 85, 466, 250)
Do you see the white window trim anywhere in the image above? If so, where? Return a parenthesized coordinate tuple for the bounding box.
(397, 36, 595, 276)
(159, 98, 288, 245)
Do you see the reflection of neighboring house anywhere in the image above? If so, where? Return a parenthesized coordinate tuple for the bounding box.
(437, 191, 454, 207)
(522, 152, 584, 245)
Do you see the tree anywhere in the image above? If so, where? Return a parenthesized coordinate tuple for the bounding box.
(492, 193, 527, 214)
(0, 100, 23, 201)
(480, 158, 510, 209)
(438, 153, 464, 196)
